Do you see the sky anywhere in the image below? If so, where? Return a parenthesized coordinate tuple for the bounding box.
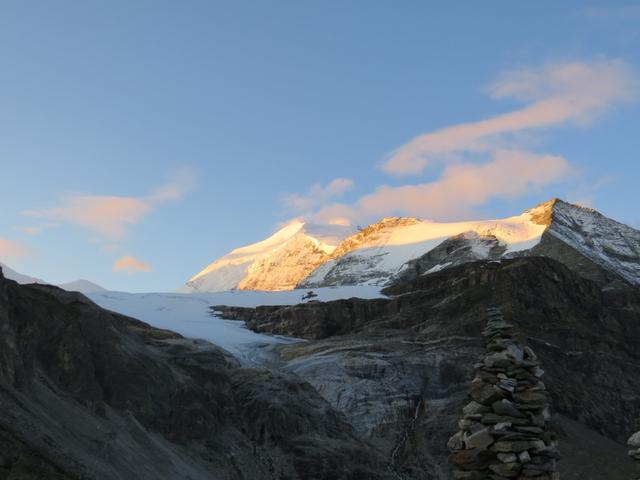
(0, 1, 639, 292)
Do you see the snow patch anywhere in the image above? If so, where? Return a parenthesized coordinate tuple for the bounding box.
(88, 286, 385, 365)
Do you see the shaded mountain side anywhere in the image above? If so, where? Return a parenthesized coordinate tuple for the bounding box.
(395, 229, 627, 288)
(0, 268, 393, 480)
(513, 229, 629, 286)
(216, 257, 640, 479)
(394, 232, 506, 282)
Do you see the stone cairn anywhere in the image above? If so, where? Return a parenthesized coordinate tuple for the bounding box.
(448, 307, 560, 479)
(628, 430, 640, 479)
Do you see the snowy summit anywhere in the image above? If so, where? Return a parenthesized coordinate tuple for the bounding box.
(179, 199, 640, 292)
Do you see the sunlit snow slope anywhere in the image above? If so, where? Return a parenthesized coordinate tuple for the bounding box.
(179, 221, 354, 292)
(181, 198, 640, 291)
(88, 286, 383, 364)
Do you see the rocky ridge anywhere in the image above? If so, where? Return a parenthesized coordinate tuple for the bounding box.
(448, 308, 559, 479)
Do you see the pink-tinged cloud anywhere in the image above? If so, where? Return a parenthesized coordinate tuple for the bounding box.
(383, 59, 636, 176)
(112, 255, 151, 275)
(23, 172, 194, 241)
(25, 196, 151, 239)
(0, 238, 31, 260)
(362, 150, 572, 219)
(310, 150, 572, 223)
(12, 223, 59, 235)
(284, 178, 354, 212)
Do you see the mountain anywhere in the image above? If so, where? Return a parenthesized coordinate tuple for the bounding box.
(179, 221, 354, 292)
(300, 207, 548, 288)
(0, 262, 46, 285)
(0, 268, 391, 479)
(4, 250, 640, 478)
(0, 263, 108, 294)
(58, 279, 108, 293)
(183, 198, 640, 292)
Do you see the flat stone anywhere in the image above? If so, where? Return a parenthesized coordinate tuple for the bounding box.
(447, 431, 465, 451)
(493, 422, 513, 431)
(518, 450, 532, 463)
(448, 448, 485, 468)
(470, 383, 504, 405)
(482, 413, 530, 425)
(484, 352, 515, 368)
(513, 391, 547, 404)
(523, 346, 537, 361)
(492, 440, 546, 453)
(506, 344, 524, 361)
(492, 399, 525, 418)
(496, 378, 517, 393)
(463, 400, 490, 416)
(628, 431, 640, 448)
(464, 427, 495, 450)
(497, 453, 517, 463)
(489, 462, 521, 477)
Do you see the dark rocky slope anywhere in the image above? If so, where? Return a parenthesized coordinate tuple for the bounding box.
(0, 268, 392, 480)
(217, 257, 640, 479)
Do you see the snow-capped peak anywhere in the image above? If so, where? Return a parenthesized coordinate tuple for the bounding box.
(0, 262, 46, 285)
(58, 279, 108, 293)
(179, 221, 354, 292)
(300, 207, 549, 288)
(180, 199, 640, 293)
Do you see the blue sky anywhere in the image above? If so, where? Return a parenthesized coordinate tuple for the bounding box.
(1, 1, 639, 291)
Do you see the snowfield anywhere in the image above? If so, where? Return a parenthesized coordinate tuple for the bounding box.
(87, 286, 385, 365)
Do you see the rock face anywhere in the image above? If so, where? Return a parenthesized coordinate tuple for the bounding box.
(397, 232, 506, 281)
(448, 308, 559, 479)
(217, 256, 640, 479)
(0, 267, 392, 480)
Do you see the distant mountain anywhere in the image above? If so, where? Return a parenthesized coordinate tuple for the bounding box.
(0, 262, 46, 285)
(0, 263, 107, 293)
(58, 279, 108, 293)
(182, 199, 640, 292)
(179, 221, 354, 292)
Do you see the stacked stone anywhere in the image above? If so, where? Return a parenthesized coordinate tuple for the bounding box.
(448, 307, 560, 479)
(628, 431, 640, 479)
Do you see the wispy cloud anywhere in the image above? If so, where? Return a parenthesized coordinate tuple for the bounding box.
(23, 171, 194, 241)
(12, 223, 59, 235)
(112, 255, 151, 275)
(0, 238, 31, 260)
(283, 178, 354, 212)
(287, 59, 636, 224)
(360, 150, 571, 219)
(311, 150, 572, 222)
(382, 59, 636, 176)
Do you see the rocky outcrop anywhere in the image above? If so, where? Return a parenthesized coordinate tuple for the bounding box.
(629, 431, 640, 478)
(218, 257, 640, 479)
(397, 232, 506, 282)
(0, 267, 393, 479)
(448, 308, 559, 479)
